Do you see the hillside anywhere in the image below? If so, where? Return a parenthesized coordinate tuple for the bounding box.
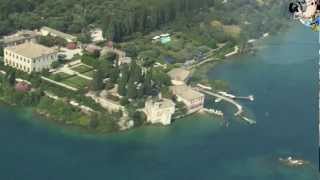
(0, 0, 289, 43)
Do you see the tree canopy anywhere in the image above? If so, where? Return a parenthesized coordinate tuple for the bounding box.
(0, 0, 288, 43)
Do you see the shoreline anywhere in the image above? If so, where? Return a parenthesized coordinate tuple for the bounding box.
(0, 45, 257, 136)
(190, 29, 274, 82)
(0, 29, 277, 136)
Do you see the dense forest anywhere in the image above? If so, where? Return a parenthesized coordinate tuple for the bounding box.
(0, 0, 289, 42)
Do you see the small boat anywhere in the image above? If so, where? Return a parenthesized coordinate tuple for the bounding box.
(202, 108, 224, 116)
(279, 156, 307, 167)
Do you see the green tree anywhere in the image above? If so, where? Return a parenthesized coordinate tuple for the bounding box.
(38, 35, 67, 47)
(127, 80, 137, 99)
(29, 74, 42, 88)
(78, 32, 91, 43)
(117, 65, 130, 96)
(129, 60, 142, 82)
(120, 97, 129, 106)
(6, 70, 16, 87)
(152, 69, 171, 89)
(124, 44, 139, 57)
(91, 70, 104, 91)
(0, 42, 3, 57)
(81, 54, 99, 67)
(132, 111, 146, 127)
(143, 70, 153, 95)
(118, 79, 127, 96)
(51, 61, 61, 69)
(109, 68, 119, 83)
(104, 52, 117, 62)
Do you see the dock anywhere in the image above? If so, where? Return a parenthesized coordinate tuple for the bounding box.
(218, 91, 254, 101)
(234, 95, 254, 101)
(196, 88, 243, 116)
(240, 115, 256, 125)
(194, 87, 256, 125)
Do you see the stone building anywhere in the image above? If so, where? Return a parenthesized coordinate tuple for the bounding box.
(0, 30, 39, 48)
(4, 42, 58, 73)
(144, 97, 176, 126)
(90, 28, 105, 42)
(170, 85, 205, 113)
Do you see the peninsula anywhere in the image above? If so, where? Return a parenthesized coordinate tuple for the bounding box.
(0, 0, 289, 133)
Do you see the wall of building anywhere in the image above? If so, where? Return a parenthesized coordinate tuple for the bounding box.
(176, 95, 204, 113)
(31, 54, 57, 72)
(3, 38, 36, 48)
(4, 49, 32, 73)
(4, 49, 57, 73)
(144, 100, 175, 125)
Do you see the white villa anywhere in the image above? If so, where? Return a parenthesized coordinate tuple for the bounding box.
(144, 97, 176, 126)
(90, 28, 105, 42)
(4, 42, 58, 73)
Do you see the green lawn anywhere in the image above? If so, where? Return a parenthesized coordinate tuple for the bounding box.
(50, 72, 73, 80)
(71, 65, 93, 73)
(82, 70, 95, 78)
(62, 76, 90, 89)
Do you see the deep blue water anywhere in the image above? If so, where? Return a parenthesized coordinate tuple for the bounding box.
(0, 25, 319, 180)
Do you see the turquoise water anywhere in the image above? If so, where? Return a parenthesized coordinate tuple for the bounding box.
(0, 25, 319, 179)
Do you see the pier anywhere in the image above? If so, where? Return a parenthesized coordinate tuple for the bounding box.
(194, 87, 256, 125)
(240, 115, 256, 125)
(218, 91, 254, 101)
(196, 88, 243, 116)
(234, 95, 254, 101)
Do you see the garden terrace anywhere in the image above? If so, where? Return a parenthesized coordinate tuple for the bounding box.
(71, 64, 94, 74)
(61, 76, 90, 90)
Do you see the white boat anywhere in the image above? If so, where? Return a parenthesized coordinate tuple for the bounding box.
(279, 156, 307, 167)
(203, 108, 224, 116)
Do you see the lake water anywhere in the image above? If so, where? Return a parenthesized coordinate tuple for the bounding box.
(0, 25, 319, 179)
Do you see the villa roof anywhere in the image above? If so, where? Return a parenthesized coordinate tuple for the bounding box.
(1, 30, 39, 44)
(170, 85, 204, 101)
(145, 97, 175, 110)
(41, 26, 77, 41)
(5, 42, 57, 59)
(157, 98, 175, 108)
